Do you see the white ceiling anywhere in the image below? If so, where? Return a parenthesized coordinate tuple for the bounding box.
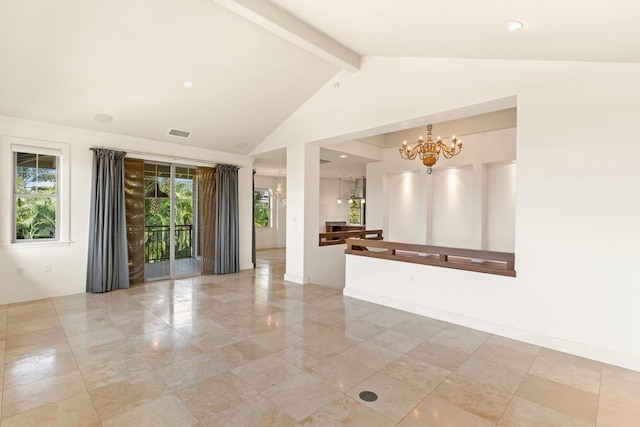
(0, 0, 337, 154)
(378, 108, 517, 148)
(0, 0, 636, 161)
(253, 146, 369, 179)
(270, 0, 640, 62)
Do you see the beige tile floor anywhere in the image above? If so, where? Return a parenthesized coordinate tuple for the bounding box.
(1, 248, 639, 426)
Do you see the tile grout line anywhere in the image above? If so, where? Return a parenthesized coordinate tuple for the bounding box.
(594, 362, 603, 426)
(52, 295, 103, 426)
(492, 337, 542, 426)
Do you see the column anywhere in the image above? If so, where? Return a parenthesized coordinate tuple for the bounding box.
(285, 142, 320, 284)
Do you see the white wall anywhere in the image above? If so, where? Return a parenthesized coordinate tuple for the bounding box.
(285, 143, 318, 284)
(431, 166, 474, 248)
(257, 57, 640, 370)
(319, 178, 354, 231)
(374, 127, 516, 249)
(254, 175, 286, 249)
(286, 172, 358, 288)
(387, 172, 425, 244)
(0, 116, 254, 305)
(486, 162, 516, 252)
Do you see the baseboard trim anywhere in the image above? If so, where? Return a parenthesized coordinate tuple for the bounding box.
(0, 286, 84, 305)
(284, 273, 309, 285)
(343, 287, 640, 372)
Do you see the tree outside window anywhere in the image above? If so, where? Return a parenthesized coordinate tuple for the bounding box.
(14, 152, 58, 240)
(349, 199, 363, 225)
(254, 189, 271, 227)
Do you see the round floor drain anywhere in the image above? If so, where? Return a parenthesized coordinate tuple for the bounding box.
(359, 391, 378, 402)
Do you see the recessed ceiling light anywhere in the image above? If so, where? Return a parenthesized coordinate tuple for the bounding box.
(339, 155, 348, 158)
(183, 81, 194, 89)
(236, 142, 248, 149)
(505, 21, 523, 32)
(94, 114, 114, 123)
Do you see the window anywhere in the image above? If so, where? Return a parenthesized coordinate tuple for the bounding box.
(349, 199, 364, 225)
(14, 151, 60, 241)
(254, 189, 271, 227)
(1, 138, 69, 246)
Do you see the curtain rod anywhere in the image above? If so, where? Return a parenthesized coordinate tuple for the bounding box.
(90, 146, 243, 168)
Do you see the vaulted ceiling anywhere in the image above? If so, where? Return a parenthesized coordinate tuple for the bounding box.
(270, 0, 640, 62)
(0, 0, 637, 158)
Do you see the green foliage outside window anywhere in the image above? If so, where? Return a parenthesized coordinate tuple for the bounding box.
(349, 199, 362, 225)
(254, 189, 270, 227)
(143, 164, 196, 262)
(14, 152, 58, 240)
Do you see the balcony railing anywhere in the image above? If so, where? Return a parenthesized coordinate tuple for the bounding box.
(145, 224, 193, 263)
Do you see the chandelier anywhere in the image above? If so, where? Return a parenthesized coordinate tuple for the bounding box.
(398, 124, 462, 174)
(270, 171, 286, 205)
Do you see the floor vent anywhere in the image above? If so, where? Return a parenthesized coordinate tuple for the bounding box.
(168, 128, 191, 138)
(359, 391, 378, 402)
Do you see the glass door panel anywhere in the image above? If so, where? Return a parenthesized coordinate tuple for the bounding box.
(173, 166, 200, 277)
(144, 162, 200, 280)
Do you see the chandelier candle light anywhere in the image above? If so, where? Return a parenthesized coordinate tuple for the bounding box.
(399, 124, 463, 174)
(272, 171, 286, 205)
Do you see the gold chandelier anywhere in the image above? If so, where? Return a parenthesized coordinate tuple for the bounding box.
(398, 124, 462, 174)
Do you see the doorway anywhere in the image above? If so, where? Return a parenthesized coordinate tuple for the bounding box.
(143, 162, 201, 280)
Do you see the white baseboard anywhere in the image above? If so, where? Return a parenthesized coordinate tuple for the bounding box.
(0, 286, 84, 305)
(284, 273, 308, 285)
(343, 287, 640, 373)
(240, 262, 254, 270)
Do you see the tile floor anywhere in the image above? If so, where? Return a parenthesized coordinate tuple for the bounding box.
(1, 248, 639, 426)
(145, 258, 202, 281)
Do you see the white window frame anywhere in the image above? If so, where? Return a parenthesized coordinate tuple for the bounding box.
(1, 137, 70, 246)
(254, 188, 272, 228)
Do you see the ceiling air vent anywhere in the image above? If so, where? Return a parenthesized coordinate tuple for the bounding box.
(168, 128, 191, 138)
(320, 159, 332, 164)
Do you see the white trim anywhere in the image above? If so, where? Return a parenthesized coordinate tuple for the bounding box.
(284, 273, 308, 284)
(211, 0, 360, 72)
(0, 286, 85, 305)
(343, 287, 640, 372)
(11, 144, 62, 157)
(254, 188, 273, 229)
(1, 241, 73, 249)
(1, 136, 71, 246)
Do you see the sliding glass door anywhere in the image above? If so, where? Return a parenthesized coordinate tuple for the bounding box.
(144, 162, 201, 280)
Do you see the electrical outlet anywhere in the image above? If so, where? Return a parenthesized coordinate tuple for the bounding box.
(16, 267, 23, 275)
(409, 273, 414, 283)
(45, 264, 52, 273)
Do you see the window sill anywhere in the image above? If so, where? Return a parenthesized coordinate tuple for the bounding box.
(2, 241, 73, 249)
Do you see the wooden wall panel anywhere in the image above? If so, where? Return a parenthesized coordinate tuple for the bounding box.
(199, 167, 216, 274)
(124, 158, 145, 284)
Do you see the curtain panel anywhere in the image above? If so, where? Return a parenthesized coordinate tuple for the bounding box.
(124, 158, 145, 284)
(198, 167, 217, 274)
(86, 148, 130, 292)
(252, 168, 256, 268)
(214, 164, 239, 274)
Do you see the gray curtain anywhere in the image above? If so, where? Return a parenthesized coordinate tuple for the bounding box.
(214, 164, 239, 274)
(86, 148, 130, 292)
(252, 168, 256, 268)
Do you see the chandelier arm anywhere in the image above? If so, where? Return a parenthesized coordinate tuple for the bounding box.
(398, 124, 462, 170)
